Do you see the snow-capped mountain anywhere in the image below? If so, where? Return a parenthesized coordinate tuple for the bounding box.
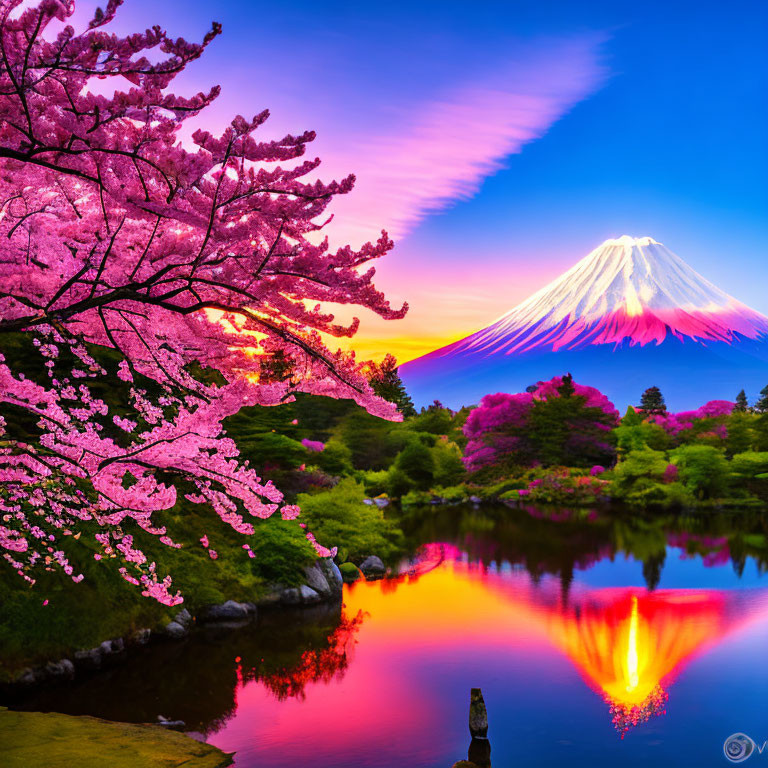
(401, 237, 768, 410)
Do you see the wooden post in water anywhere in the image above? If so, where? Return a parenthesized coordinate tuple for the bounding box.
(468, 687, 491, 767)
(469, 688, 488, 738)
(453, 688, 491, 768)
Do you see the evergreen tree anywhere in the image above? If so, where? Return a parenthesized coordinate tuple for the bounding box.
(735, 389, 749, 412)
(755, 384, 768, 414)
(558, 372, 576, 398)
(642, 551, 666, 592)
(639, 386, 666, 415)
(527, 387, 616, 467)
(368, 354, 416, 417)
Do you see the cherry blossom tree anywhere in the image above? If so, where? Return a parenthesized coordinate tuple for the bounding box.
(0, 0, 406, 603)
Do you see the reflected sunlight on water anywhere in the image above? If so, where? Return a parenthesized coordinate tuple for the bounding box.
(206, 546, 768, 765)
(14, 507, 768, 767)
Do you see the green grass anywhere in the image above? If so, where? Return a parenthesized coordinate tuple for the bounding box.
(0, 707, 232, 768)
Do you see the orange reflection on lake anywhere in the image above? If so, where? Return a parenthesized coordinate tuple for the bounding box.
(545, 588, 732, 733)
(210, 545, 768, 766)
(342, 546, 760, 733)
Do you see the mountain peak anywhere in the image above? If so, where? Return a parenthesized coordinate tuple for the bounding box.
(442, 237, 768, 355)
(603, 235, 659, 247)
(401, 237, 768, 411)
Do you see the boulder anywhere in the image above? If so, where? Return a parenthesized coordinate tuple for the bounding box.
(257, 585, 285, 606)
(163, 621, 188, 639)
(74, 647, 102, 670)
(45, 659, 74, 680)
(279, 585, 322, 605)
(131, 628, 151, 646)
(156, 715, 186, 729)
(318, 558, 344, 595)
(298, 585, 321, 604)
(339, 562, 362, 583)
(174, 609, 192, 628)
(279, 587, 301, 606)
(99, 638, 124, 656)
(303, 562, 332, 598)
(197, 600, 250, 623)
(13, 668, 38, 686)
(359, 555, 386, 578)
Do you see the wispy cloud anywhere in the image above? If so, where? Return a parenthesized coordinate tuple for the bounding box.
(320, 35, 608, 246)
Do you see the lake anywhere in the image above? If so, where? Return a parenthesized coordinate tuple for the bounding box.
(13, 504, 768, 767)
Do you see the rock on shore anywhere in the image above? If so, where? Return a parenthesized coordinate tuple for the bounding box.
(6, 556, 345, 690)
(358, 555, 386, 578)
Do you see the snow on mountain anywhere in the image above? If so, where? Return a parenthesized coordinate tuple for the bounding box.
(401, 237, 768, 409)
(450, 236, 768, 356)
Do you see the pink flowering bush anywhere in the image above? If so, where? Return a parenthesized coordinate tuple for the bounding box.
(463, 375, 619, 473)
(504, 468, 609, 506)
(645, 400, 735, 445)
(301, 439, 325, 453)
(0, 0, 405, 602)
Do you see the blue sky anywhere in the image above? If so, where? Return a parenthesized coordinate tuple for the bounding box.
(87, 0, 768, 359)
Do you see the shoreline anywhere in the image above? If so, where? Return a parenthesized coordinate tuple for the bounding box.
(1, 558, 347, 695)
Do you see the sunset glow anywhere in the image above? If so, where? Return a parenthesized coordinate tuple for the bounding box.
(207, 550, 768, 763)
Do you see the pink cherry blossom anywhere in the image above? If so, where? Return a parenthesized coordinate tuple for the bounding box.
(0, 0, 405, 601)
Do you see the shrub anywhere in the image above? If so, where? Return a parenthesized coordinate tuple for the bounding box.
(242, 518, 317, 587)
(620, 480, 695, 509)
(401, 489, 433, 507)
(731, 452, 768, 478)
(670, 445, 729, 499)
(359, 469, 391, 497)
(615, 407, 670, 453)
(297, 479, 403, 562)
(431, 438, 467, 487)
(434, 485, 470, 503)
(395, 440, 436, 490)
(386, 466, 414, 498)
(314, 439, 354, 475)
(611, 449, 669, 496)
(339, 562, 362, 582)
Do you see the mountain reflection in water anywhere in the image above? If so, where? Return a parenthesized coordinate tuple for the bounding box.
(11, 504, 768, 768)
(345, 549, 768, 739)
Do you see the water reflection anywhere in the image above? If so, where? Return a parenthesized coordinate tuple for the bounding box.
(546, 588, 740, 735)
(9, 503, 768, 767)
(350, 549, 768, 739)
(13, 601, 361, 735)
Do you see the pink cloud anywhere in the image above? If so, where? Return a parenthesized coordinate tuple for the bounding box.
(320, 36, 608, 247)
